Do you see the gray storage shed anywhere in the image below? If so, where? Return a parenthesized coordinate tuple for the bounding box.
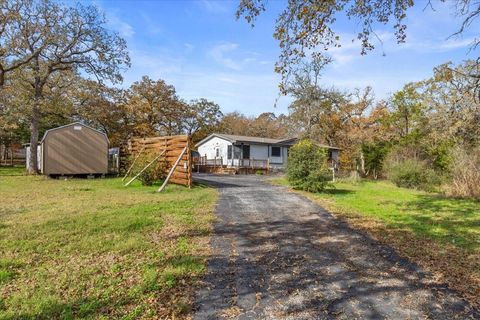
(40, 122, 109, 175)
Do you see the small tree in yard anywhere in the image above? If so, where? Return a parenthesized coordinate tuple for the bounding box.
(287, 140, 331, 192)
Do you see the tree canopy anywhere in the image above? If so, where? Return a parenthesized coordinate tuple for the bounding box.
(237, 0, 480, 94)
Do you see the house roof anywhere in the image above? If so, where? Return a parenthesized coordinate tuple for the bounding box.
(40, 122, 108, 143)
(196, 133, 341, 150)
(196, 133, 294, 147)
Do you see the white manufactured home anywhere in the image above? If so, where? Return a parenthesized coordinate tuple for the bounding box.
(196, 133, 340, 170)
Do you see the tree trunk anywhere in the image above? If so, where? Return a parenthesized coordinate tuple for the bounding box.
(0, 70, 4, 88)
(28, 56, 44, 175)
(405, 112, 409, 136)
(360, 151, 365, 176)
(28, 105, 40, 174)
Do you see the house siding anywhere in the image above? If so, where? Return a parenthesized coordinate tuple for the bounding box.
(250, 144, 268, 160)
(197, 136, 231, 166)
(196, 134, 342, 171)
(197, 137, 290, 168)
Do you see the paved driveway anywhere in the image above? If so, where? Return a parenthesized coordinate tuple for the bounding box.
(193, 174, 478, 319)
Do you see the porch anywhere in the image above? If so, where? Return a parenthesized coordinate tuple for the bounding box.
(194, 156, 270, 174)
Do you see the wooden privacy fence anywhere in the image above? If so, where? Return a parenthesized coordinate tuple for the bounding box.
(123, 135, 192, 190)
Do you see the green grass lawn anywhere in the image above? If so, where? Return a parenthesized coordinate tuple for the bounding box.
(273, 177, 480, 251)
(272, 176, 480, 305)
(0, 166, 25, 176)
(0, 168, 217, 319)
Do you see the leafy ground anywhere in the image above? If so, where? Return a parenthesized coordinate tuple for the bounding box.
(0, 167, 217, 319)
(272, 177, 480, 307)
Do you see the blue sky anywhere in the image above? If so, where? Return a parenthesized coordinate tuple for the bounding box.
(96, 0, 479, 116)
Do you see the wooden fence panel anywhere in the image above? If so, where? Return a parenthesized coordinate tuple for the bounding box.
(122, 135, 192, 188)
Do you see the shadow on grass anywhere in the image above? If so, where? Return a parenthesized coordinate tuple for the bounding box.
(381, 194, 480, 250)
(323, 188, 355, 195)
(0, 166, 25, 176)
(0, 296, 103, 320)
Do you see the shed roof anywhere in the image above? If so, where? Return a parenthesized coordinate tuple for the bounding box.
(41, 122, 108, 143)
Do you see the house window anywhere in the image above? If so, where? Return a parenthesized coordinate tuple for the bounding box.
(227, 145, 232, 159)
(271, 146, 281, 157)
(216, 148, 220, 157)
(233, 146, 242, 159)
(242, 145, 250, 159)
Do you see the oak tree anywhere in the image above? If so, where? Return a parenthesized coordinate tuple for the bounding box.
(184, 98, 223, 139)
(126, 76, 185, 137)
(7, 0, 130, 173)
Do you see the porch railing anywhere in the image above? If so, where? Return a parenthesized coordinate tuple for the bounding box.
(235, 158, 269, 168)
(195, 156, 269, 169)
(196, 156, 223, 167)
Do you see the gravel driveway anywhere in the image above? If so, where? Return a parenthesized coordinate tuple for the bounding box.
(193, 174, 478, 319)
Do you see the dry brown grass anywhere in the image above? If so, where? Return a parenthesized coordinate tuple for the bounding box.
(445, 147, 480, 199)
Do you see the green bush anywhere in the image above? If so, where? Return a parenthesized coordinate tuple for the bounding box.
(427, 141, 454, 173)
(361, 141, 391, 179)
(287, 140, 332, 192)
(386, 159, 441, 191)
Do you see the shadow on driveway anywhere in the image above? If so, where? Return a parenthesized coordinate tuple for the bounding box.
(193, 174, 479, 319)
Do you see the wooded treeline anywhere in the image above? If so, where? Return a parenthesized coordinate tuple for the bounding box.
(0, 0, 223, 173)
(212, 58, 480, 198)
(1, 0, 479, 198)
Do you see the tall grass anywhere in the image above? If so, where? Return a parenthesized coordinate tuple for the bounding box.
(445, 147, 480, 199)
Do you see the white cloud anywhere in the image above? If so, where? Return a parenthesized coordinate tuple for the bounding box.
(184, 43, 195, 54)
(393, 35, 476, 53)
(207, 43, 242, 70)
(421, 37, 476, 52)
(197, 0, 230, 14)
(173, 72, 290, 114)
(139, 12, 163, 35)
(439, 38, 475, 50)
(122, 49, 186, 85)
(106, 11, 135, 38)
(322, 31, 393, 68)
(207, 43, 270, 71)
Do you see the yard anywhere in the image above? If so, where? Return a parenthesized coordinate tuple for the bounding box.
(0, 167, 217, 319)
(273, 177, 480, 306)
